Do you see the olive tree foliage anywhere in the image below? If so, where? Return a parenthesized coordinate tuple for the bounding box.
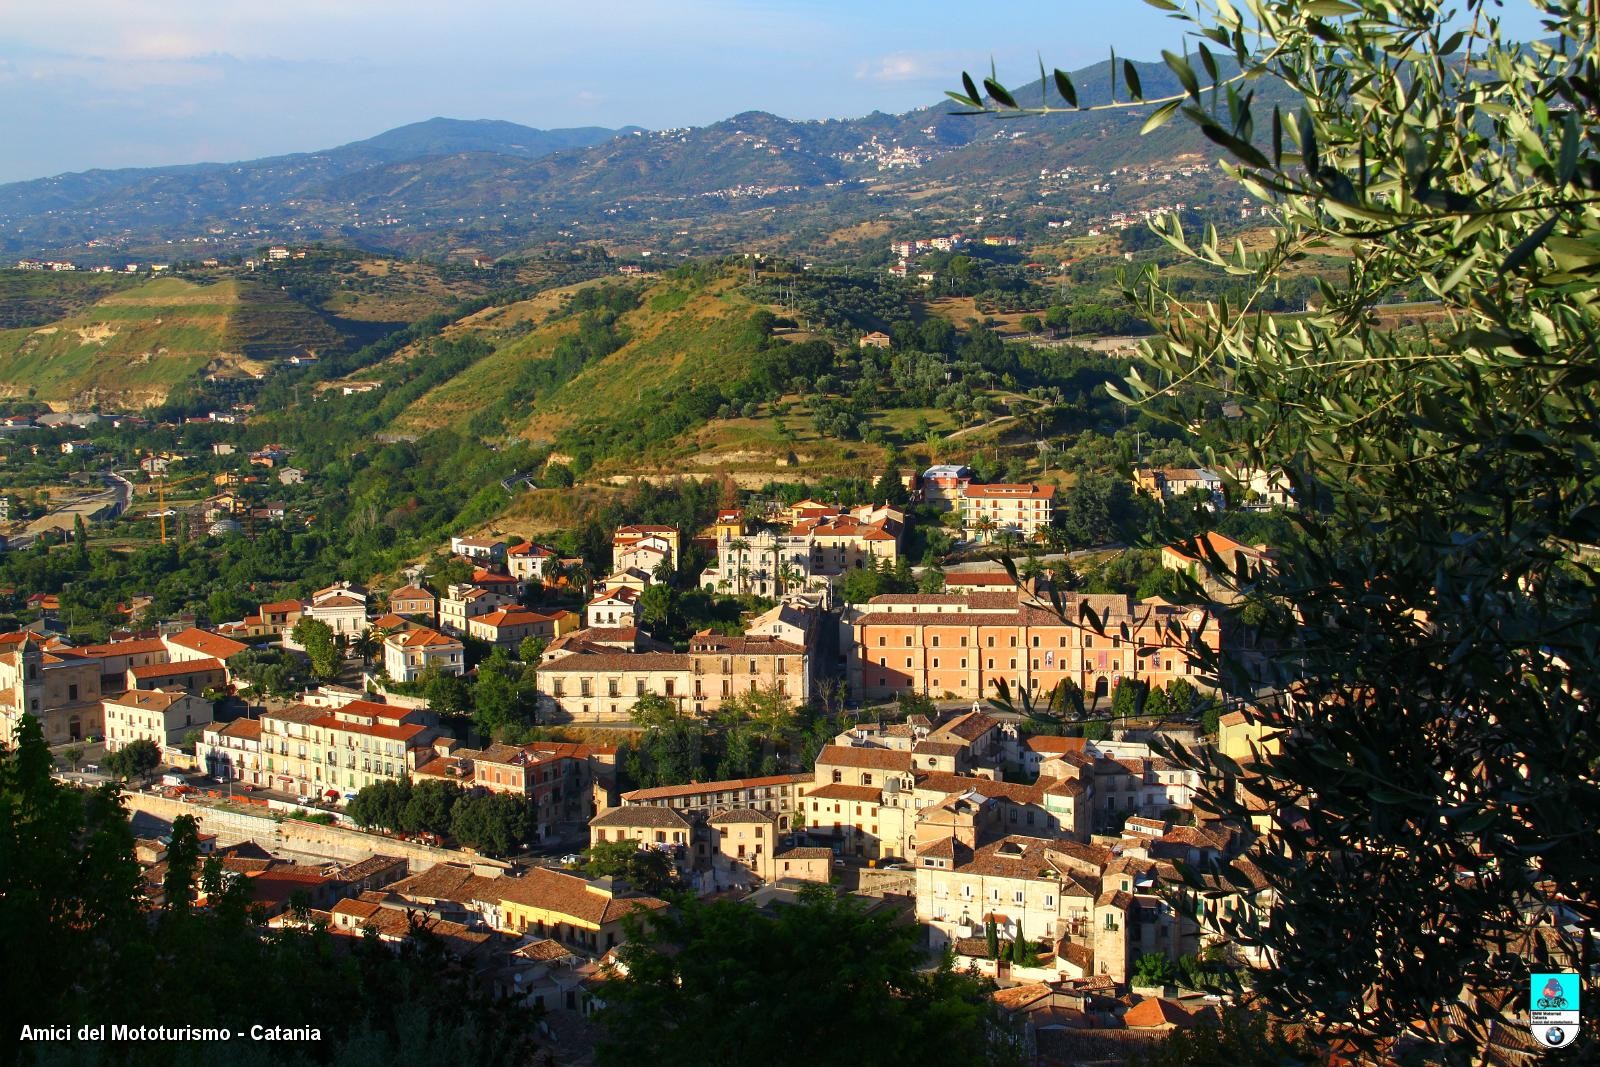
(956, 0, 1599, 1058)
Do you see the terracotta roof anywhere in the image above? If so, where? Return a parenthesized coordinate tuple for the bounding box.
(309, 713, 427, 744)
(105, 689, 190, 711)
(776, 847, 833, 860)
(213, 717, 262, 741)
(590, 807, 691, 830)
(389, 585, 435, 601)
(912, 740, 965, 756)
(390, 627, 461, 649)
(1124, 998, 1194, 1028)
(477, 867, 668, 927)
(59, 637, 168, 658)
(914, 771, 1051, 806)
(515, 938, 577, 962)
(709, 807, 777, 824)
(622, 773, 805, 804)
(992, 983, 1056, 1012)
(389, 863, 486, 903)
(962, 482, 1055, 500)
(263, 704, 326, 726)
(815, 745, 912, 772)
(931, 710, 997, 742)
(475, 608, 557, 628)
(1026, 735, 1089, 754)
(166, 627, 249, 660)
(311, 594, 365, 609)
(953, 835, 1062, 878)
(538, 651, 689, 673)
(130, 657, 224, 680)
(801, 783, 882, 803)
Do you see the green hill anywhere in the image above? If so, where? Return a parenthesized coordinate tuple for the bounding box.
(0, 274, 342, 408)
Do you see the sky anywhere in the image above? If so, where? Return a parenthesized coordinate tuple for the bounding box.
(0, 0, 1555, 185)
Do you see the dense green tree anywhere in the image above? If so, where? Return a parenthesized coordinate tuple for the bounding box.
(962, 0, 1600, 1054)
(450, 792, 531, 857)
(472, 648, 529, 738)
(583, 839, 677, 896)
(104, 738, 161, 783)
(400, 780, 460, 837)
(0, 715, 540, 1063)
(290, 616, 339, 679)
(597, 886, 994, 1067)
(421, 668, 471, 717)
(1132, 951, 1179, 988)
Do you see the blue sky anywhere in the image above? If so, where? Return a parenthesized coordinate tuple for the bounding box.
(0, 1, 1555, 184)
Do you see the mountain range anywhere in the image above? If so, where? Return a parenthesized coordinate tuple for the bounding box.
(0, 56, 1267, 260)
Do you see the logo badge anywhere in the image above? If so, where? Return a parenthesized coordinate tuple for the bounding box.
(1530, 973, 1580, 1049)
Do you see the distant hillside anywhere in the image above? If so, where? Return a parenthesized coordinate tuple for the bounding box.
(0, 56, 1284, 260)
(0, 275, 341, 408)
(0, 120, 627, 255)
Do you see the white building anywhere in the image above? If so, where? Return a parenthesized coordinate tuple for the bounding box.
(960, 483, 1056, 542)
(103, 688, 213, 751)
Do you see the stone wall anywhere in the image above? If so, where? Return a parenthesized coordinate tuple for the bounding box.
(122, 790, 507, 873)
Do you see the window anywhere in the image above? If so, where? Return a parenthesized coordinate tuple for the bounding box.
(878, 636, 886, 647)
(1014, 890, 1024, 903)
(832, 770, 843, 784)
(904, 636, 912, 647)
(986, 636, 995, 648)
(932, 658, 939, 668)
(862, 773, 873, 786)
(608, 680, 620, 697)
(931, 635, 940, 647)
(1044, 894, 1055, 907)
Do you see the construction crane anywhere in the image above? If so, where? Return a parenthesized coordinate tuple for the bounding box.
(143, 454, 207, 544)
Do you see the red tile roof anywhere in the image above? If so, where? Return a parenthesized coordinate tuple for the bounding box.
(167, 627, 249, 660)
(130, 657, 225, 680)
(1124, 998, 1194, 1028)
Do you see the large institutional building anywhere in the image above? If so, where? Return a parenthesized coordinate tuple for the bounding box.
(843, 589, 1218, 703)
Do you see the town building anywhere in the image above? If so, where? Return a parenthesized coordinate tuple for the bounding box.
(197, 716, 264, 786)
(450, 536, 506, 563)
(382, 627, 465, 683)
(290, 582, 370, 644)
(388, 585, 437, 622)
(127, 657, 227, 695)
(439, 583, 516, 636)
(921, 464, 974, 511)
(0, 633, 103, 745)
(259, 699, 442, 799)
(506, 541, 559, 584)
(843, 589, 1219, 705)
(467, 608, 577, 650)
(612, 525, 680, 571)
(104, 688, 213, 751)
(960, 483, 1056, 542)
(1131, 467, 1226, 510)
(620, 772, 809, 825)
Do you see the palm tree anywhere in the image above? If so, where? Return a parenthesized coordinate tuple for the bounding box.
(352, 630, 380, 668)
(729, 539, 750, 595)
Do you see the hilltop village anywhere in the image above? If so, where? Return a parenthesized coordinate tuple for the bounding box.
(0, 446, 1302, 1062)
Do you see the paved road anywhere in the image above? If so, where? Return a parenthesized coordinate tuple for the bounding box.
(22, 469, 130, 540)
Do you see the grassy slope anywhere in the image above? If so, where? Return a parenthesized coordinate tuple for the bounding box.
(0, 274, 348, 407)
(0, 277, 234, 405)
(390, 272, 1010, 489)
